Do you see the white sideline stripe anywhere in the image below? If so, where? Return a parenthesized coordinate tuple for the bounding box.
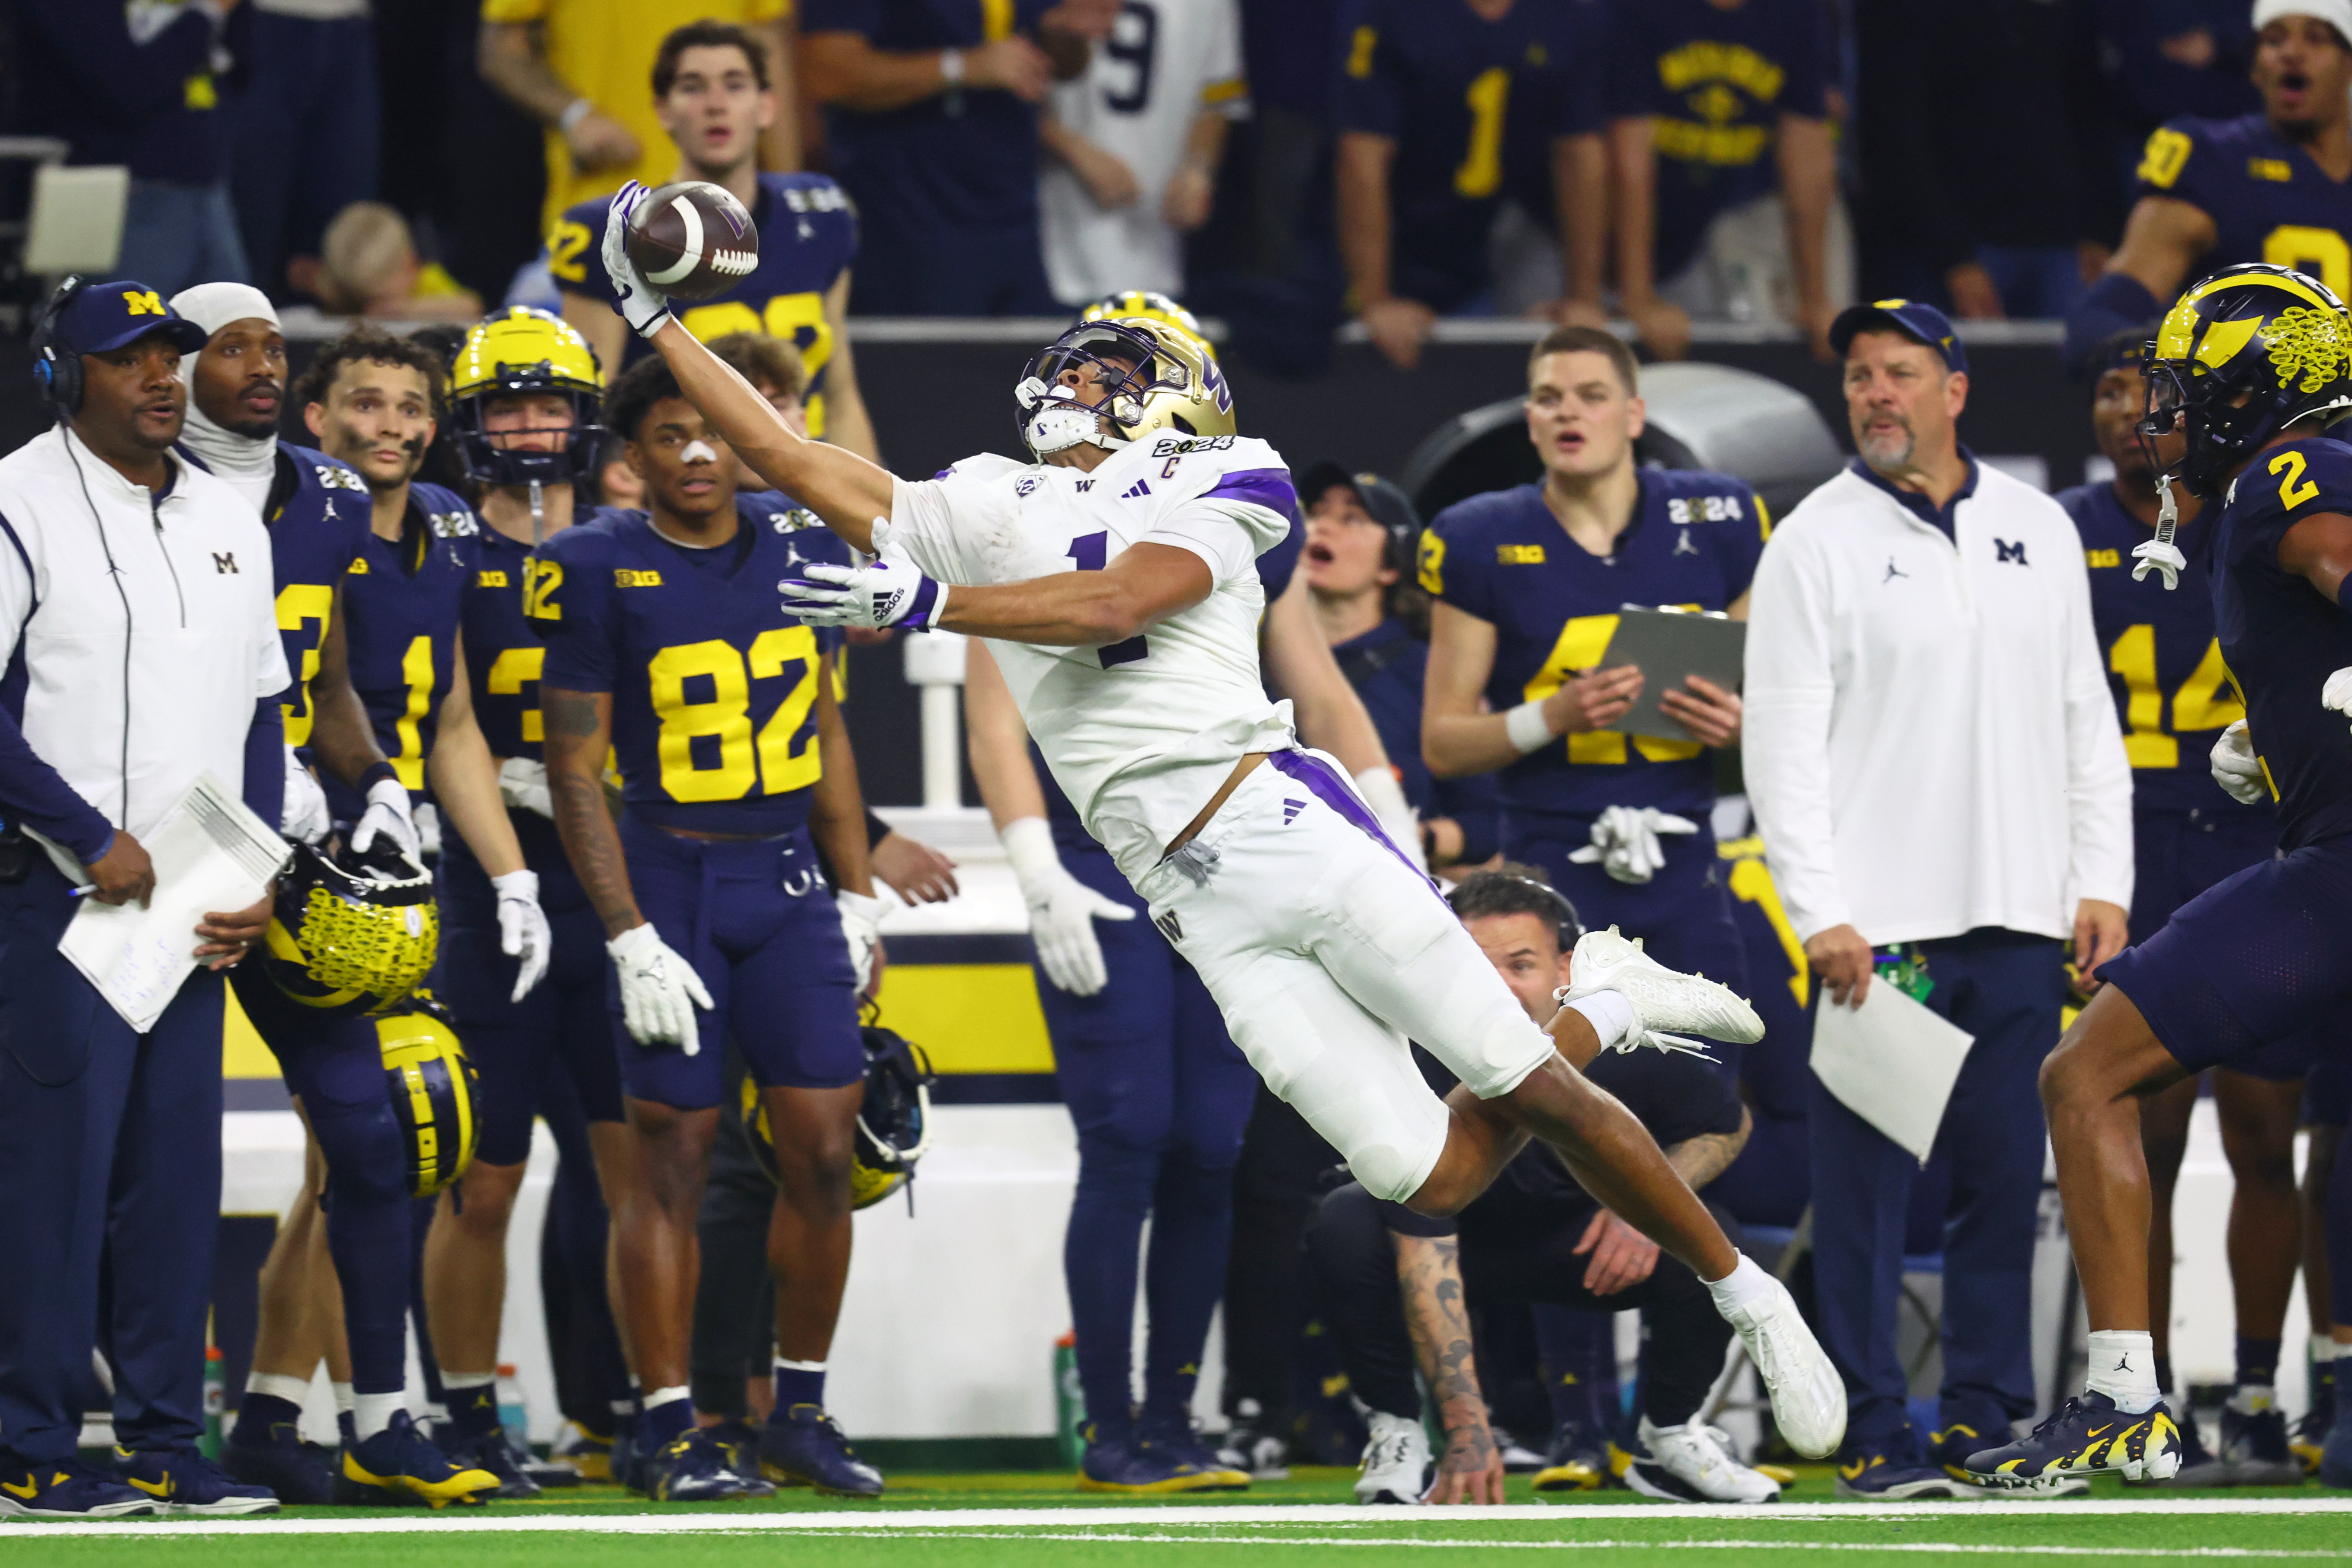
(12, 1498, 2352, 1537)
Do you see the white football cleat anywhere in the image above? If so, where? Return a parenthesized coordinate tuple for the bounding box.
(1719, 1274, 1846, 1459)
(1559, 925, 1765, 1057)
(1354, 1411, 1433, 1505)
(1624, 1417, 1782, 1503)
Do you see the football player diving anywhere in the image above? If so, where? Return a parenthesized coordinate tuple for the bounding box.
(595, 178, 1847, 1465)
(222, 324, 553, 1507)
(1974, 264, 2352, 1489)
(530, 350, 889, 1501)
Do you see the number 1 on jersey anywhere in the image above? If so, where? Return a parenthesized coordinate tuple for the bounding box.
(1069, 531, 1149, 668)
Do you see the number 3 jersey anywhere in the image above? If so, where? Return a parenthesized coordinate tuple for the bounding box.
(2209, 436, 2352, 850)
(1421, 469, 1767, 821)
(530, 496, 852, 837)
(888, 435, 1295, 878)
(257, 442, 371, 750)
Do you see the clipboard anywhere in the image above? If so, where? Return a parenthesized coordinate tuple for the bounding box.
(1593, 606, 1746, 742)
(1808, 979, 1976, 1166)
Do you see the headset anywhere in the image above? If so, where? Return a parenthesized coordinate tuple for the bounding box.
(1446, 871, 1585, 951)
(30, 274, 87, 420)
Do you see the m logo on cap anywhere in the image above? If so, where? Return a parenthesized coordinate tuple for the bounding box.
(122, 290, 164, 316)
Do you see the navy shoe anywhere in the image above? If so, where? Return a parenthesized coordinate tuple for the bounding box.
(1533, 1417, 1613, 1493)
(0, 1456, 162, 1520)
(1965, 1392, 2182, 1487)
(1928, 1424, 2086, 1497)
(221, 1419, 337, 1506)
(439, 1429, 541, 1499)
(342, 1411, 501, 1509)
(703, 1418, 761, 1479)
(1078, 1425, 1239, 1494)
(759, 1404, 884, 1498)
(611, 1427, 645, 1494)
(645, 1428, 774, 1501)
(1835, 1449, 1986, 1500)
(2323, 1401, 2352, 1489)
(1136, 1413, 1248, 1491)
(112, 1446, 280, 1516)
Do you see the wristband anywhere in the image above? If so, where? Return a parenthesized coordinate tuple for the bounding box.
(866, 806, 893, 849)
(558, 98, 593, 133)
(939, 48, 966, 85)
(356, 759, 400, 795)
(1504, 698, 1555, 755)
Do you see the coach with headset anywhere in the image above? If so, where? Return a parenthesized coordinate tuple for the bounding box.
(0, 279, 290, 1519)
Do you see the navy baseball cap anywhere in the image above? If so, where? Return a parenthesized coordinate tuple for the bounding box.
(52, 279, 208, 358)
(1298, 460, 1423, 556)
(1829, 298, 1967, 375)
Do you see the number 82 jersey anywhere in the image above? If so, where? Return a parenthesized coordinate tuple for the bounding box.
(529, 502, 850, 837)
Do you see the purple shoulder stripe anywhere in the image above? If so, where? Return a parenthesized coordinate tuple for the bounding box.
(1203, 467, 1297, 517)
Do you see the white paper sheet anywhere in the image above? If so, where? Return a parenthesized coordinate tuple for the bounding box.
(58, 773, 291, 1031)
(1808, 978, 1976, 1166)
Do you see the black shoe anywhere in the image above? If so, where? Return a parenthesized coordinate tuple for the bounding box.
(1135, 1413, 1248, 1491)
(1964, 1392, 2182, 1487)
(440, 1429, 541, 1499)
(645, 1429, 774, 1502)
(341, 1411, 501, 1509)
(221, 1420, 337, 1506)
(703, 1418, 761, 1479)
(759, 1404, 884, 1498)
(1532, 1418, 1611, 1492)
(1212, 1422, 1290, 1482)
(0, 1456, 162, 1519)
(1929, 1422, 2086, 1497)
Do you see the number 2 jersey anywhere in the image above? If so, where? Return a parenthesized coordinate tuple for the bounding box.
(2134, 112, 2352, 294)
(888, 434, 1296, 879)
(529, 494, 852, 837)
(2210, 436, 2352, 850)
(1421, 469, 1767, 822)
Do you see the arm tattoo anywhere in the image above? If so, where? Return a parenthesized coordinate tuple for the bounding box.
(1667, 1126, 1748, 1193)
(540, 688, 639, 936)
(1396, 1233, 1494, 1470)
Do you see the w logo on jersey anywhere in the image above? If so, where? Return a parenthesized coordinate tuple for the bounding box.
(1200, 356, 1232, 415)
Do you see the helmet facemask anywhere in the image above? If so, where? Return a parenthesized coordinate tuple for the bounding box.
(1015, 323, 1161, 458)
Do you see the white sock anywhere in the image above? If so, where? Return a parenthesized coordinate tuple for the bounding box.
(774, 1358, 825, 1373)
(1566, 990, 1635, 1050)
(642, 1385, 692, 1411)
(2085, 1331, 2160, 1414)
(441, 1371, 496, 1390)
(352, 1392, 405, 1441)
(2315, 1334, 2342, 1366)
(332, 1382, 354, 1416)
(246, 1372, 311, 1406)
(1703, 1253, 1775, 1314)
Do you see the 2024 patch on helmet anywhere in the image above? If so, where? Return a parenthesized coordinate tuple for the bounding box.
(1014, 315, 1234, 459)
(449, 305, 604, 487)
(376, 997, 479, 1198)
(258, 840, 439, 1018)
(743, 1025, 936, 1211)
(2140, 263, 2352, 497)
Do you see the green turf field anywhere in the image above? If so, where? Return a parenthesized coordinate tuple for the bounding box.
(6, 1469, 2349, 1566)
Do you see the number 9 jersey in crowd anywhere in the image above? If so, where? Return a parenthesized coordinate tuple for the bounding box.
(529, 492, 865, 1107)
(2134, 112, 2352, 297)
(1421, 469, 1768, 997)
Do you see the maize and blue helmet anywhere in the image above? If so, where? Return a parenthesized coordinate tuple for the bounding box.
(258, 840, 438, 1018)
(376, 997, 479, 1198)
(2140, 263, 2352, 497)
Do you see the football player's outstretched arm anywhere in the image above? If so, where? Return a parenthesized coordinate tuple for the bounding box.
(424, 639, 528, 879)
(643, 316, 894, 553)
(942, 544, 1212, 644)
(305, 587, 394, 788)
(542, 686, 643, 939)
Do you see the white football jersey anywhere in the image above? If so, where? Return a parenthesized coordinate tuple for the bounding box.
(887, 432, 1295, 878)
(1040, 0, 1249, 305)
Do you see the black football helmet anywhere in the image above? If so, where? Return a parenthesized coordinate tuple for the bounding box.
(743, 1024, 936, 1210)
(2139, 263, 2352, 497)
(258, 839, 438, 1017)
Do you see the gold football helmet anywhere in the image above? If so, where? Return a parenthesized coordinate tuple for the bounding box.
(1014, 316, 1235, 459)
(2141, 263, 2352, 496)
(449, 305, 604, 487)
(376, 999, 479, 1197)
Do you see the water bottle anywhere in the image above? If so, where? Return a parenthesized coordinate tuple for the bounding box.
(1052, 1334, 1085, 1469)
(497, 1364, 531, 1459)
(200, 1347, 225, 1460)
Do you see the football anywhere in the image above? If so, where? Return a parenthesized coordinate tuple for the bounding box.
(625, 180, 759, 302)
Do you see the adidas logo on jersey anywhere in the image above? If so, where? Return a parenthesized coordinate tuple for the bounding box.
(1120, 480, 1152, 500)
(1281, 798, 1306, 824)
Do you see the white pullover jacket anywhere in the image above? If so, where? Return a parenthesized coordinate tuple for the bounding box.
(1742, 459, 2133, 946)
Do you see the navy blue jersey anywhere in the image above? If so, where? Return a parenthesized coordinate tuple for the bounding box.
(799, 0, 1058, 231)
(2210, 436, 2352, 849)
(217, 442, 372, 747)
(462, 524, 555, 766)
(531, 505, 835, 837)
(2135, 112, 2352, 298)
(2060, 480, 2269, 819)
(550, 173, 858, 436)
(1332, 616, 1499, 862)
(1260, 510, 1303, 602)
(1605, 0, 1832, 282)
(330, 482, 479, 815)
(1422, 469, 1766, 819)
(1334, 0, 1608, 310)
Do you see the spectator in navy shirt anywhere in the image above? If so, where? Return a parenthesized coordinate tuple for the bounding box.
(13, 0, 253, 295)
(799, 0, 1115, 316)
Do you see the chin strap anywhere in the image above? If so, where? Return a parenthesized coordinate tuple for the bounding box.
(528, 479, 545, 548)
(2131, 472, 2187, 591)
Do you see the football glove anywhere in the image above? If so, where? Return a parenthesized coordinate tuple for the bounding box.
(837, 888, 885, 994)
(498, 756, 554, 819)
(350, 777, 422, 861)
(607, 921, 714, 1051)
(281, 747, 331, 847)
(1349, 764, 1428, 874)
(2324, 666, 2352, 737)
(2210, 719, 2269, 805)
(1569, 805, 1698, 885)
(414, 801, 443, 859)
(1003, 816, 1134, 996)
(600, 180, 676, 340)
(779, 552, 948, 631)
(491, 869, 552, 1002)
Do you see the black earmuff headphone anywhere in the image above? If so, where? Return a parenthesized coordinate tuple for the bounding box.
(31, 274, 88, 420)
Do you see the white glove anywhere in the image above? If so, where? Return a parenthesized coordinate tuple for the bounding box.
(1350, 765, 1428, 874)
(779, 552, 948, 631)
(281, 747, 330, 846)
(2325, 666, 2352, 735)
(600, 180, 676, 340)
(492, 869, 552, 1002)
(836, 888, 885, 994)
(2210, 719, 2269, 805)
(606, 921, 714, 1051)
(350, 776, 421, 860)
(1003, 816, 1135, 996)
(413, 801, 443, 859)
(1569, 805, 1699, 885)
(498, 756, 555, 819)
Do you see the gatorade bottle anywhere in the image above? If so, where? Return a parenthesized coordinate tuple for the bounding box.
(497, 1365, 530, 1460)
(201, 1347, 225, 1460)
(1052, 1333, 1085, 1468)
